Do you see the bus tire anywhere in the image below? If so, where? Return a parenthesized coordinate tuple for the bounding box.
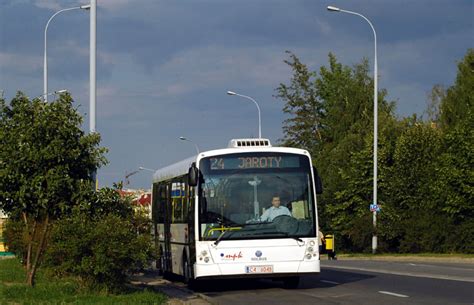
(282, 276, 300, 289)
(158, 247, 165, 276)
(183, 255, 193, 284)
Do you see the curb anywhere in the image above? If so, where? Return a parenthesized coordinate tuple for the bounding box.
(129, 274, 213, 305)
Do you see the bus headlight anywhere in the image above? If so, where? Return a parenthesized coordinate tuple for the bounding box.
(198, 249, 211, 263)
(305, 240, 317, 260)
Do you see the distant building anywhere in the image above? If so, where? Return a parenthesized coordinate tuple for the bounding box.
(0, 209, 12, 255)
(118, 188, 152, 217)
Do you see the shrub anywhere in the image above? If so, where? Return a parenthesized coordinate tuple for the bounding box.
(44, 187, 155, 291)
(45, 212, 155, 291)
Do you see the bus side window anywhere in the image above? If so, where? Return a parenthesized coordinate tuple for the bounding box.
(157, 184, 166, 223)
(171, 178, 188, 224)
(152, 183, 160, 223)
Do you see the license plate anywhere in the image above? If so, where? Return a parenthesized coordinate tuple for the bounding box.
(245, 265, 273, 273)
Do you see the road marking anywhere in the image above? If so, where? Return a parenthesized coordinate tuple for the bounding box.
(321, 280, 339, 285)
(379, 291, 409, 298)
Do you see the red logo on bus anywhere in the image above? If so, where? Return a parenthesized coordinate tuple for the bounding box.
(221, 251, 243, 261)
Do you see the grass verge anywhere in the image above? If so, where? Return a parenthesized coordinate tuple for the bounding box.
(0, 257, 168, 305)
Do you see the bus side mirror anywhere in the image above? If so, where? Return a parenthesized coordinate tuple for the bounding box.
(188, 163, 198, 186)
(313, 166, 323, 194)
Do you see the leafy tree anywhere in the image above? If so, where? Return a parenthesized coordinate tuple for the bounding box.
(439, 48, 474, 130)
(385, 122, 443, 252)
(276, 49, 473, 253)
(275, 51, 324, 152)
(0, 92, 107, 286)
(425, 84, 446, 124)
(275, 52, 395, 247)
(330, 112, 402, 252)
(424, 49, 474, 252)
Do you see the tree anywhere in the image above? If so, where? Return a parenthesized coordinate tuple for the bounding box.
(434, 49, 474, 252)
(425, 84, 446, 124)
(0, 92, 107, 286)
(385, 121, 443, 252)
(275, 51, 324, 153)
(439, 48, 474, 130)
(275, 52, 395, 247)
(276, 49, 473, 253)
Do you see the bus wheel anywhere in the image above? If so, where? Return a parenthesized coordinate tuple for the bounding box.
(158, 248, 165, 276)
(183, 257, 193, 286)
(283, 276, 300, 289)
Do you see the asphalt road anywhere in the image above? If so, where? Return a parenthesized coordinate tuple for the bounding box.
(189, 259, 474, 305)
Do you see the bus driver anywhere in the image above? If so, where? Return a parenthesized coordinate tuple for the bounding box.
(260, 196, 292, 222)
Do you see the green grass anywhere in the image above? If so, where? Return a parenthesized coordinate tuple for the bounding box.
(0, 258, 168, 305)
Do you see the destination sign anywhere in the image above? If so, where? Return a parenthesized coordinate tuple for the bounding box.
(209, 155, 300, 170)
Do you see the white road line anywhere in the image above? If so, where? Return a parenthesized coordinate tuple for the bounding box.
(379, 291, 409, 298)
(320, 280, 340, 285)
(321, 264, 474, 282)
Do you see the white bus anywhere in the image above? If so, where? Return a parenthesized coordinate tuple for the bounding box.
(151, 138, 323, 288)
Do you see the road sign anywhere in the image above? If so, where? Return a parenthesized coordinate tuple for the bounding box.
(370, 204, 381, 212)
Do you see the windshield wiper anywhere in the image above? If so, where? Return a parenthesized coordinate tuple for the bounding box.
(242, 231, 303, 242)
(292, 236, 304, 242)
(214, 230, 236, 246)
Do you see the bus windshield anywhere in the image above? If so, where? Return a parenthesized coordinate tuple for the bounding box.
(198, 152, 316, 241)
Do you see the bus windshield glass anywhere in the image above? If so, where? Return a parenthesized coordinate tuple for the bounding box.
(198, 152, 316, 241)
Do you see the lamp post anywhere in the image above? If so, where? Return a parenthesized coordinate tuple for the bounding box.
(226, 91, 262, 138)
(179, 137, 200, 155)
(327, 5, 379, 254)
(43, 4, 90, 102)
(89, 0, 97, 134)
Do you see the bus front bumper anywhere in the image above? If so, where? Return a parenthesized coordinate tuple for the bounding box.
(194, 260, 320, 279)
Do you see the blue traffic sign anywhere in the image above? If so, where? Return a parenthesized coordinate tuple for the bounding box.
(370, 204, 381, 212)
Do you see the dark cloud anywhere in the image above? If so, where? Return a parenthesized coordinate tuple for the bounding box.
(2, 0, 472, 188)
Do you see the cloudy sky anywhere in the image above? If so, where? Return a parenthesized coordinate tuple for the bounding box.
(1, 0, 472, 189)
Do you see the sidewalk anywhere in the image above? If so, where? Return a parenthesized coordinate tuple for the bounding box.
(129, 270, 213, 305)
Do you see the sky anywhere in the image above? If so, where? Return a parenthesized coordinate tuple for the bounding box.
(1, 0, 472, 189)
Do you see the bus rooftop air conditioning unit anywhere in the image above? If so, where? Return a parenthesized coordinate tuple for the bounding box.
(228, 138, 272, 148)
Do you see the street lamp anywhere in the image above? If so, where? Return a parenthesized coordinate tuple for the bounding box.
(139, 167, 156, 173)
(43, 4, 90, 102)
(179, 137, 200, 155)
(36, 89, 68, 100)
(226, 91, 262, 139)
(327, 5, 379, 254)
(124, 167, 145, 187)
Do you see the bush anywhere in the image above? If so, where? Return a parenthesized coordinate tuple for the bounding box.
(43, 187, 155, 291)
(45, 212, 155, 291)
